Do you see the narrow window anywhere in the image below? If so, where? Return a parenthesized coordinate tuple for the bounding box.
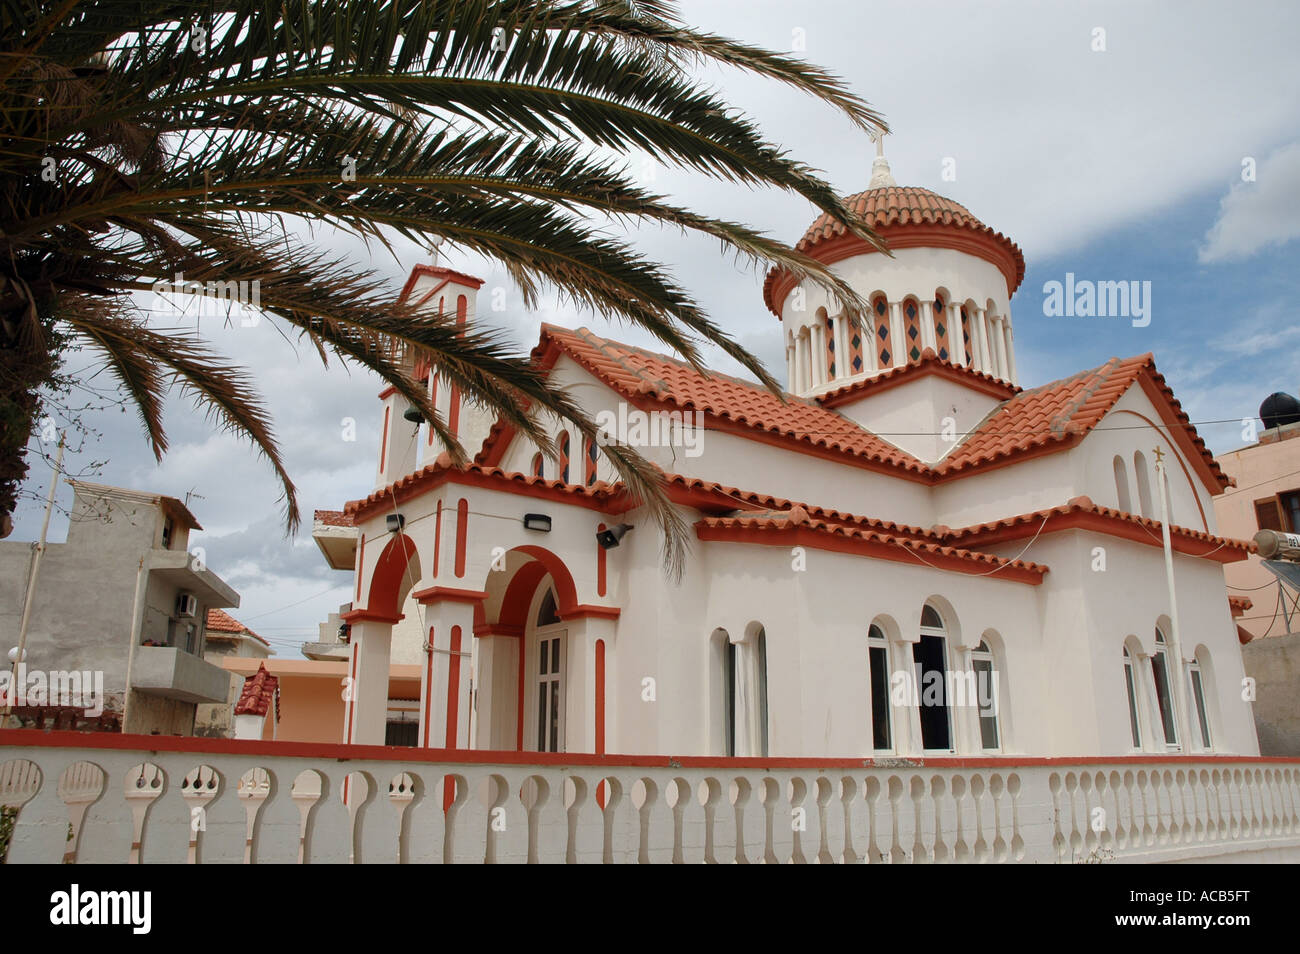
(932, 293, 950, 361)
(753, 627, 770, 758)
(1189, 656, 1212, 750)
(584, 436, 598, 486)
(873, 295, 892, 368)
(971, 639, 1000, 750)
(823, 310, 835, 379)
(1151, 628, 1179, 748)
(1123, 646, 1142, 748)
(724, 638, 737, 757)
(1133, 451, 1153, 518)
(868, 624, 891, 751)
(531, 452, 544, 479)
(914, 605, 952, 751)
(557, 432, 570, 483)
(903, 297, 922, 363)
(1113, 456, 1132, 512)
(847, 317, 864, 375)
(960, 304, 973, 364)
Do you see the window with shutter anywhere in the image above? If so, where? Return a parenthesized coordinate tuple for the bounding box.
(1255, 497, 1284, 532)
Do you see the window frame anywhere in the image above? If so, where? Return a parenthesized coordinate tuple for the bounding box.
(867, 624, 892, 752)
(970, 638, 1000, 752)
(1150, 628, 1181, 751)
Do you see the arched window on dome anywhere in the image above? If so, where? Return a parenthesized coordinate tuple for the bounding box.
(932, 292, 951, 362)
(557, 431, 570, 483)
(583, 436, 598, 486)
(819, 307, 835, 380)
(872, 295, 892, 368)
(531, 452, 544, 479)
(959, 304, 974, 365)
(903, 296, 922, 363)
(847, 316, 865, 375)
(1113, 455, 1132, 512)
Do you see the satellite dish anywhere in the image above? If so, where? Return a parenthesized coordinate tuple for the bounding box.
(1259, 392, 1300, 430)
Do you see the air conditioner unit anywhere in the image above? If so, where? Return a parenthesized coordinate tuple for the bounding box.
(176, 593, 198, 618)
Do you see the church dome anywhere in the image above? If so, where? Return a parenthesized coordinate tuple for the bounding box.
(763, 182, 1025, 316)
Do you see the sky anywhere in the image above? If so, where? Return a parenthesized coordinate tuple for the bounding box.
(11, 0, 1300, 659)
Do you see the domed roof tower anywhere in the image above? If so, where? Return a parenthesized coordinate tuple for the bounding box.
(766, 138, 1025, 397)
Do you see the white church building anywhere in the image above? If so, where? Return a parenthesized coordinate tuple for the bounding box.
(326, 152, 1256, 766)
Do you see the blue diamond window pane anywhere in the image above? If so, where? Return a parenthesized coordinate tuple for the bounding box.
(878, 326, 888, 340)
(910, 346, 921, 361)
(828, 361, 835, 374)
(908, 325, 918, 340)
(939, 348, 948, 361)
(879, 349, 890, 363)
(853, 357, 862, 371)
(935, 323, 946, 337)
(852, 334, 861, 348)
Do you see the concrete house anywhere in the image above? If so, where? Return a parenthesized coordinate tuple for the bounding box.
(0, 480, 239, 735)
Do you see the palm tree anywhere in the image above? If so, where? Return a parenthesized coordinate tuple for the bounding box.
(0, 0, 887, 568)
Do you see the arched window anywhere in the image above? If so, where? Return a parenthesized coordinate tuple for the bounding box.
(719, 625, 770, 757)
(872, 295, 892, 368)
(959, 304, 973, 364)
(583, 436, 598, 486)
(1113, 455, 1132, 512)
(1133, 451, 1153, 518)
(914, 604, 952, 751)
(1188, 652, 1213, 750)
(531, 452, 544, 479)
(903, 297, 922, 363)
(971, 639, 1000, 751)
(536, 588, 560, 626)
(752, 627, 769, 757)
(1150, 627, 1179, 749)
(867, 624, 892, 750)
(932, 292, 951, 361)
(1122, 645, 1142, 749)
(821, 308, 835, 379)
(847, 317, 865, 375)
(557, 431, 570, 483)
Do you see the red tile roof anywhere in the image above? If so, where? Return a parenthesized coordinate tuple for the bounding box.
(520, 324, 929, 476)
(763, 185, 1026, 314)
(936, 354, 1231, 491)
(234, 662, 279, 719)
(205, 608, 269, 647)
(1229, 595, 1253, 617)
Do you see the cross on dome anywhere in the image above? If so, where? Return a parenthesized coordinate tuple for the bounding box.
(868, 130, 896, 189)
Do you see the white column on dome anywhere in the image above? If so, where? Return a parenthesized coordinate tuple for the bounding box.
(1004, 317, 1018, 384)
(798, 331, 811, 392)
(950, 304, 967, 367)
(992, 316, 1009, 380)
(888, 301, 904, 369)
(920, 300, 937, 353)
(785, 340, 795, 391)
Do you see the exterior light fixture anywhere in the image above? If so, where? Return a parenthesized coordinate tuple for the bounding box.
(523, 513, 552, 532)
(402, 406, 425, 424)
(597, 523, 633, 549)
(386, 513, 406, 533)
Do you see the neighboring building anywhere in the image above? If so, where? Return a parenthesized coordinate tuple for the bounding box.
(231, 662, 280, 740)
(1213, 395, 1300, 754)
(0, 480, 238, 735)
(194, 608, 273, 738)
(317, 151, 1260, 763)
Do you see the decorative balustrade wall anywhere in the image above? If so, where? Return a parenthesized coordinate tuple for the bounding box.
(2, 733, 1298, 864)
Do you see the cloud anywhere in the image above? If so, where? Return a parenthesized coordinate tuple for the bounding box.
(1200, 142, 1300, 263)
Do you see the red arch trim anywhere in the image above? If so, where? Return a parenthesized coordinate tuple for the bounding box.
(367, 533, 418, 618)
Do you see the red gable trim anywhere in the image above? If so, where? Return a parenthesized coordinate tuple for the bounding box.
(398, 265, 485, 304)
(412, 586, 488, 605)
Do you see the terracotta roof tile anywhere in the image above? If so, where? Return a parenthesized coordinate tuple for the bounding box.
(818, 347, 1020, 405)
(234, 662, 279, 719)
(530, 325, 928, 475)
(204, 608, 269, 647)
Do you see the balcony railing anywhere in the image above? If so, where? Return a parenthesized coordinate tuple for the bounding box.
(1, 731, 1298, 863)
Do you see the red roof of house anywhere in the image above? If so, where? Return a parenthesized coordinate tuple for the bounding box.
(313, 509, 356, 528)
(234, 662, 279, 719)
(763, 185, 1026, 315)
(205, 608, 269, 647)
